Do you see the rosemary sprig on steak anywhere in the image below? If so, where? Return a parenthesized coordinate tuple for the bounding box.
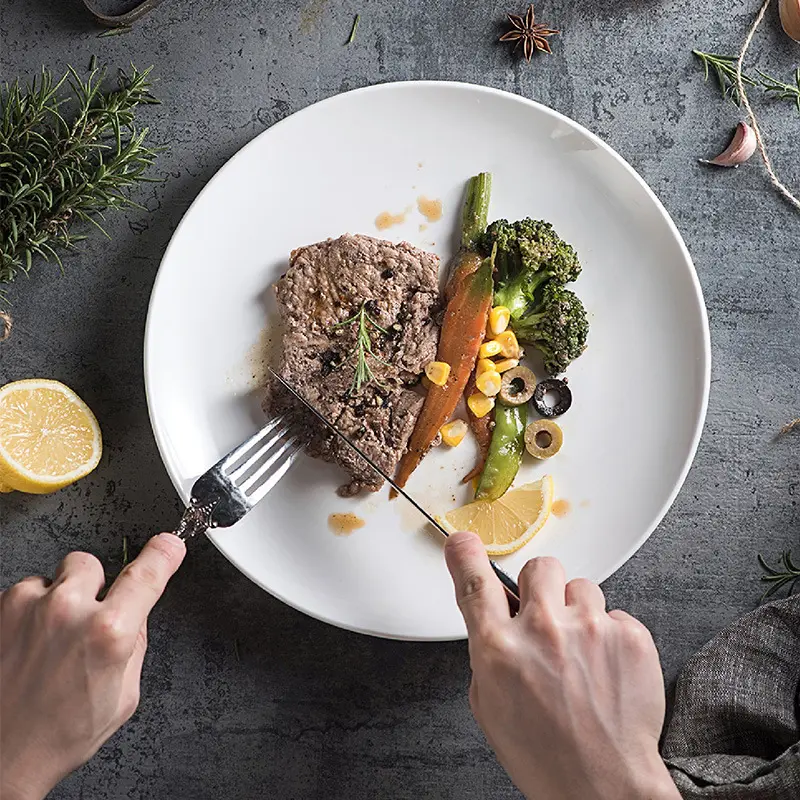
(333, 301, 391, 396)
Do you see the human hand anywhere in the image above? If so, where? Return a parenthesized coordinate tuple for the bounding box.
(445, 532, 679, 800)
(0, 533, 186, 800)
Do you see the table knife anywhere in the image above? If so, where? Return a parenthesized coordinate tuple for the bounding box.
(268, 367, 521, 614)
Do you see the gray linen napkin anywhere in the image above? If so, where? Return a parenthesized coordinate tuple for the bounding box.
(662, 595, 800, 798)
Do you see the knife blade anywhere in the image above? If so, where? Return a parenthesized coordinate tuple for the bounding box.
(268, 367, 520, 612)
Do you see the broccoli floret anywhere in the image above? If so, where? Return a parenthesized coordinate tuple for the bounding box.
(513, 284, 589, 376)
(480, 218, 581, 317)
(480, 217, 587, 375)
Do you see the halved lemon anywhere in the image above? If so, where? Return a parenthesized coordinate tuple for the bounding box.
(0, 480, 13, 493)
(439, 476, 554, 556)
(0, 380, 102, 494)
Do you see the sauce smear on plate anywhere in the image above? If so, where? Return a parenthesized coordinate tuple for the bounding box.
(375, 210, 407, 230)
(552, 499, 571, 518)
(417, 196, 443, 222)
(329, 513, 366, 536)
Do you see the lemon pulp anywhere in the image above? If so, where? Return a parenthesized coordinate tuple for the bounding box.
(0, 380, 102, 494)
(439, 476, 554, 556)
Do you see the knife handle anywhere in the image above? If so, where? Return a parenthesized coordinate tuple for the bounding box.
(490, 560, 521, 615)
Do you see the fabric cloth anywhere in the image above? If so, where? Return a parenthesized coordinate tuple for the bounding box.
(662, 595, 800, 798)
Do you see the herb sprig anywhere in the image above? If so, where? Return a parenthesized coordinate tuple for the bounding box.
(692, 51, 758, 105)
(758, 550, 800, 601)
(0, 64, 162, 302)
(758, 68, 800, 115)
(693, 50, 800, 115)
(333, 302, 390, 396)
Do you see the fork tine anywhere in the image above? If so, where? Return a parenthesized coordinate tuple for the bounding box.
(221, 414, 288, 473)
(246, 443, 303, 506)
(226, 420, 293, 482)
(238, 434, 300, 495)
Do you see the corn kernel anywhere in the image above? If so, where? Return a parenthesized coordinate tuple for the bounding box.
(494, 358, 520, 373)
(425, 360, 451, 387)
(478, 340, 502, 359)
(467, 392, 495, 418)
(489, 306, 511, 336)
(495, 330, 520, 359)
(440, 419, 468, 447)
(476, 370, 502, 397)
(476, 358, 497, 377)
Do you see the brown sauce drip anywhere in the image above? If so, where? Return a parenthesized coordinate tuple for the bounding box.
(375, 210, 407, 230)
(329, 512, 366, 536)
(552, 499, 571, 518)
(417, 196, 443, 223)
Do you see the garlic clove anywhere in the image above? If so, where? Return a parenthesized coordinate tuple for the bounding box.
(779, 0, 800, 43)
(699, 122, 757, 168)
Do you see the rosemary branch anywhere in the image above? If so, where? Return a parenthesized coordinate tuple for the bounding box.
(0, 64, 162, 302)
(693, 50, 800, 116)
(758, 68, 800, 115)
(693, 50, 758, 105)
(758, 550, 800, 601)
(333, 302, 390, 396)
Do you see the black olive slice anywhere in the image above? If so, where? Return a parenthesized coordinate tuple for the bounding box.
(532, 378, 572, 418)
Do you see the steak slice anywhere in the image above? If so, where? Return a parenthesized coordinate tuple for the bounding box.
(266, 234, 441, 496)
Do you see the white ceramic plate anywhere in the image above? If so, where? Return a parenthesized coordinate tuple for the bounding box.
(145, 81, 710, 641)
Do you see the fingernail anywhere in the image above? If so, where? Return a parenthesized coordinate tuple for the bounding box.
(445, 531, 478, 549)
(156, 532, 186, 552)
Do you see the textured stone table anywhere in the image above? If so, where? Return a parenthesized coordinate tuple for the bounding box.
(1, 1, 798, 797)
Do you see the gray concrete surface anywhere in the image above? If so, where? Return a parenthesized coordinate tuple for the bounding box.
(1, 0, 798, 797)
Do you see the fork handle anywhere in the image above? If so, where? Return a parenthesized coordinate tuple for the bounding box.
(172, 500, 215, 541)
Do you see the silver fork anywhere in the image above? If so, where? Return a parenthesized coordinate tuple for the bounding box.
(172, 412, 302, 541)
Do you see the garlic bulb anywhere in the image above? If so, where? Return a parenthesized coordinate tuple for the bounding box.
(780, 0, 800, 42)
(699, 123, 757, 168)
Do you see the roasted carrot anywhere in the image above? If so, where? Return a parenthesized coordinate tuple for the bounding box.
(393, 174, 494, 492)
(394, 257, 494, 491)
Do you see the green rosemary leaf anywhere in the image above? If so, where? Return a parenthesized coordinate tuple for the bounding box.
(97, 26, 133, 37)
(347, 14, 360, 45)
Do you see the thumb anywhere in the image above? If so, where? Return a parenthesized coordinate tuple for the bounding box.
(444, 532, 510, 636)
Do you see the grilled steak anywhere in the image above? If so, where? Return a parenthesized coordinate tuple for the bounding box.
(266, 234, 441, 496)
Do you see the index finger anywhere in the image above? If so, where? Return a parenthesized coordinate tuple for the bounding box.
(103, 534, 185, 629)
(444, 532, 510, 637)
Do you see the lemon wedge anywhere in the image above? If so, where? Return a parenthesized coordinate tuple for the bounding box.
(439, 476, 554, 556)
(0, 380, 102, 494)
(0, 480, 14, 493)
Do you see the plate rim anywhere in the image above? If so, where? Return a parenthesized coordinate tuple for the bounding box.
(144, 79, 711, 641)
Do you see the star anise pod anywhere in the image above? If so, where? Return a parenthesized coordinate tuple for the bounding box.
(500, 4, 560, 63)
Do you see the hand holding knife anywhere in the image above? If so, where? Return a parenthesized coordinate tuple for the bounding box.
(268, 368, 521, 614)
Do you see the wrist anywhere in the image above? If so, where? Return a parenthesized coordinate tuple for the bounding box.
(0, 753, 58, 800)
(0, 780, 46, 800)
